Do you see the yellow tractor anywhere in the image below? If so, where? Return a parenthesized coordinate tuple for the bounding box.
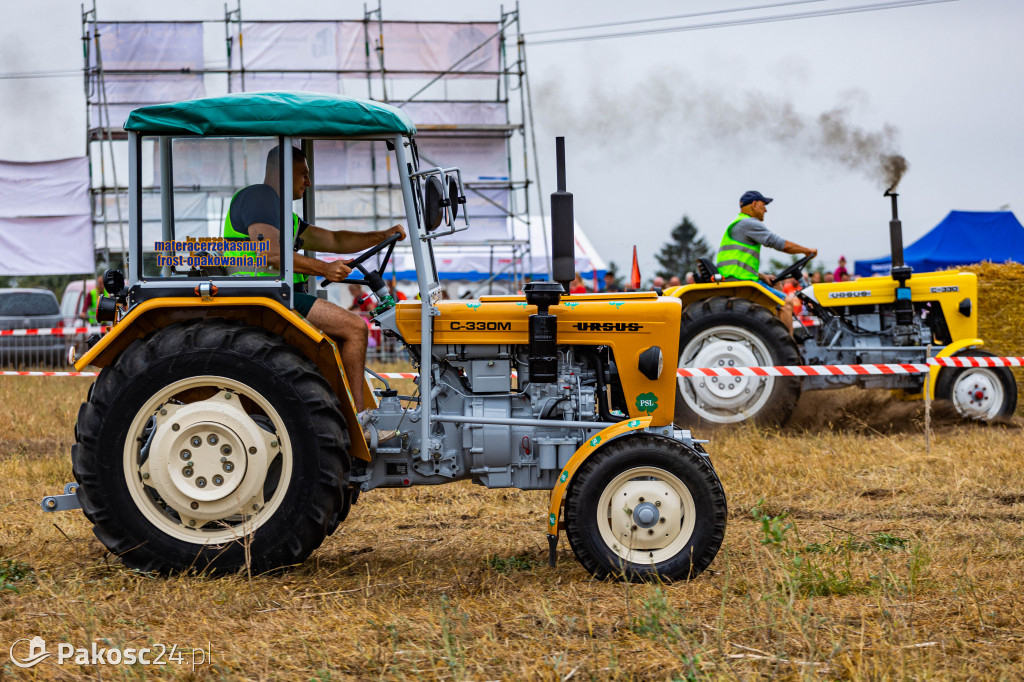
(667, 192, 1017, 427)
(45, 93, 727, 582)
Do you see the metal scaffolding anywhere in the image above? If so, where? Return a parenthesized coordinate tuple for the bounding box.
(81, 1, 543, 293)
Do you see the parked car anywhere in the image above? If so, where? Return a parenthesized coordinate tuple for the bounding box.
(0, 288, 68, 368)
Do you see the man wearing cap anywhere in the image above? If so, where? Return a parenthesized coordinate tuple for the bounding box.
(716, 190, 817, 332)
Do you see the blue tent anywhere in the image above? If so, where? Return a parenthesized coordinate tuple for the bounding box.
(855, 210, 1024, 277)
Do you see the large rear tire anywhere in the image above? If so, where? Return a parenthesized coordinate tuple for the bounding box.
(72, 319, 350, 574)
(675, 296, 801, 428)
(564, 435, 727, 582)
(934, 349, 1017, 422)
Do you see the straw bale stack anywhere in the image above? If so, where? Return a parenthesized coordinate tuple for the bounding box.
(959, 261, 1024, 415)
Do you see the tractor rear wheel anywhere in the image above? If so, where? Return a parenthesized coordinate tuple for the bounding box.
(72, 319, 349, 574)
(934, 349, 1017, 422)
(563, 434, 726, 582)
(675, 296, 801, 428)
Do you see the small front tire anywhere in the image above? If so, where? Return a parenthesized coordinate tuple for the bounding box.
(563, 435, 727, 582)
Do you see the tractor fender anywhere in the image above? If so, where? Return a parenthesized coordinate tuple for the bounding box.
(74, 296, 372, 462)
(666, 281, 785, 313)
(546, 417, 653, 535)
(928, 337, 984, 400)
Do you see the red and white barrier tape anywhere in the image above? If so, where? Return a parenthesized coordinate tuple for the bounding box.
(2, 357, 1022, 380)
(0, 326, 108, 337)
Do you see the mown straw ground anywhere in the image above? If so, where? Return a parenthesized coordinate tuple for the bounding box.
(1, 372, 1023, 680)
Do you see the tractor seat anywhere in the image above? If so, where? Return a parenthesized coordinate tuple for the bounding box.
(695, 257, 722, 284)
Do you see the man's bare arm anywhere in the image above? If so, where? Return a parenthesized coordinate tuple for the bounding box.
(251, 222, 353, 282)
(301, 224, 406, 254)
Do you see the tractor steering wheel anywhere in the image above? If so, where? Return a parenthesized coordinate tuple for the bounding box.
(768, 253, 815, 287)
(328, 231, 403, 287)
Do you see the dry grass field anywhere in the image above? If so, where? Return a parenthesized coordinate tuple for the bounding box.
(2, 370, 1023, 681)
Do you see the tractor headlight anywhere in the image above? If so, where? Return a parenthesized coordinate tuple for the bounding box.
(638, 346, 663, 381)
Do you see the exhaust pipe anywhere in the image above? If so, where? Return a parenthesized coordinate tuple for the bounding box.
(550, 137, 575, 292)
(884, 188, 915, 337)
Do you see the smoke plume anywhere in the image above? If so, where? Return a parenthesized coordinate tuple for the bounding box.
(536, 68, 908, 190)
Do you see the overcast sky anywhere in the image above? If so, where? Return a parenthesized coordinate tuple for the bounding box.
(2, 0, 1021, 278)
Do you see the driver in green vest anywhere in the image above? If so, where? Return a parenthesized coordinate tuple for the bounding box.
(223, 145, 405, 411)
(716, 190, 816, 332)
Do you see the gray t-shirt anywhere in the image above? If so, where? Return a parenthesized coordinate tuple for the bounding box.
(727, 216, 785, 251)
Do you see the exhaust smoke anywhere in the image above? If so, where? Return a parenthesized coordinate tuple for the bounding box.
(536, 68, 909, 190)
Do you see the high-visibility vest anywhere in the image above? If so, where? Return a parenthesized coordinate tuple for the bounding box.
(222, 190, 308, 284)
(716, 213, 761, 281)
(87, 287, 99, 324)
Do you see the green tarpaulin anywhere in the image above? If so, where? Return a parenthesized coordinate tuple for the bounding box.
(124, 91, 416, 138)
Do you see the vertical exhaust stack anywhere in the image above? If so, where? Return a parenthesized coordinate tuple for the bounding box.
(550, 137, 575, 293)
(884, 188, 916, 338)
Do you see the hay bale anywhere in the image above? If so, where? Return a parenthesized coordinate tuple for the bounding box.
(959, 261, 1024, 415)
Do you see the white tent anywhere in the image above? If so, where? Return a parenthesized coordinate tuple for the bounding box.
(374, 214, 607, 283)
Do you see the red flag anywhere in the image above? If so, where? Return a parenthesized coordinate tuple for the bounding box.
(630, 246, 641, 291)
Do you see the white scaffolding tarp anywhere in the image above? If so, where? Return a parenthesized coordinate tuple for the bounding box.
(0, 158, 93, 275)
(88, 23, 205, 126)
(234, 21, 499, 77)
(345, 215, 606, 282)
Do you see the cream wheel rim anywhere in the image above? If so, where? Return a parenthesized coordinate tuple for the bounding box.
(123, 375, 292, 544)
(597, 466, 697, 565)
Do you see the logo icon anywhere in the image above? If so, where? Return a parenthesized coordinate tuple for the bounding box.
(608, 301, 624, 308)
(466, 302, 482, 310)
(10, 636, 52, 668)
(627, 419, 642, 428)
(561, 302, 579, 309)
(589, 435, 602, 447)
(548, 513, 556, 527)
(516, 302, 529, 308)
(635, 392, 659, 415)
(559, 470, 568, 483)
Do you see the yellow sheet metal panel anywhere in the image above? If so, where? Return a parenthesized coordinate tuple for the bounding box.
(74, 297, 372, 462)
(545, 417, 652, 534)
(395, 295, 682, 425)
(673, 281, 784, 312)
(813, 271, 978, 341)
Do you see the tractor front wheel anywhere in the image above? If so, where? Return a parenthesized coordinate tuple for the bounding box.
(563, 434, 727, 581)
(72, 320, 349, 574)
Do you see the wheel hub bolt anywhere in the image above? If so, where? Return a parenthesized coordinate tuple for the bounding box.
(190, 501, 198, 510)
(223, 462, 234, 473)
(172, 423, 180, 431)
(188, 520, 196, 527)
(270, 440, 279, 449)
(221, 444, 232, 456)
(208, 434, 218, 446)
(648, 529, 654, 535)
(248, 446, 257, 454)
(180, 450, 191, 461)
(191, 436, 202, 448)
(196, 477, 207, 488)
(182, 467, 193, 478)
(213, 475, 224, 486)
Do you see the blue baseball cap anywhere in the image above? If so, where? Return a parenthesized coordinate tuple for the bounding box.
(739, 190, 773, 207)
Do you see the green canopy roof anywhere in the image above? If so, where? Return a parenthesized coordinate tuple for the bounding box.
(124, 92, 416, 138)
